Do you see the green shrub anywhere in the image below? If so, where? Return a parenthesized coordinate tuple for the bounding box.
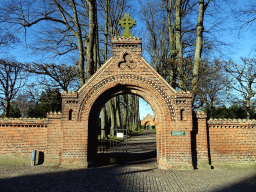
(27, 88, 61, 118)
(203, 105, 256, 119)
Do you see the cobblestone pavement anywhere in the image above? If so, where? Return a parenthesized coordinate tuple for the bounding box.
(0, 130, 255, 192)
(125, 129, 157, 167)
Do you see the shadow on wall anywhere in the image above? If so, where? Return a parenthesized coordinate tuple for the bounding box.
(37, 152, 44, 165)
(191, 112, 214, 170)
(191, 113, 198, 169)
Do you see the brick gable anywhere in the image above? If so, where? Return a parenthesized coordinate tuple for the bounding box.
(3, 36, 254, 170)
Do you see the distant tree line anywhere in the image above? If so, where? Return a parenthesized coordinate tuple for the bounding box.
(1, 88, 62, 118)
(203, 105, 256, 120)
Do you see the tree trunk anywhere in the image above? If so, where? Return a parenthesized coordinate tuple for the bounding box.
(192, 0, 210, 98)
(70, 0, 85, 87)
(85, 0, 97, 79)
(94, 4, 100, 70)
(104, 0, 109, 62)
(5, 100, 10, 117)
(108, 99, 116, 135)
(175, 0, 185, 91)
(100, 105, 106, 138)
(246, 80, 253, 119)
(124, 94, 129, 131)
(100, 0, 110, 138)
(167, 0, 177, 88)
(135, 95, 140, 130)
(115, 96, 122, 129)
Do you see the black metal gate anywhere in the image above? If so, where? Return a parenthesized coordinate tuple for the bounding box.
(97, 126, 128, 165)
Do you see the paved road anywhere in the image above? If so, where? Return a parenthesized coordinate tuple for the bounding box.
(0, 129, 255, 192)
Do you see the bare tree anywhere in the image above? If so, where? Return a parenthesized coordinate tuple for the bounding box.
(234, 0, 256, 31)
(0, 59, 27, 117)
(224, 57, 256, 119)
(193, 59, 228, 109)
(141, 0, 198, 89)
(0, 32, 19, 47)
(140, 0, 171, 82)
(15, 92, 35, 118)
(0, 0, 99, 86)
(25, 62, 79, 92)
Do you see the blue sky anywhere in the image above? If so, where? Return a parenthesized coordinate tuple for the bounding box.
(1, 0, 256, 119)
(139, 98, 154, 120)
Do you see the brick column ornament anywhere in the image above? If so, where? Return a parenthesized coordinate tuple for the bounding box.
(111, 36, 142, 58)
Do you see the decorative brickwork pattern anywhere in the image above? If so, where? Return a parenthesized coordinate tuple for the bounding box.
(193, 113, 256, 168)
(207, 118, 256, 166)
(58, 36, 193, 169)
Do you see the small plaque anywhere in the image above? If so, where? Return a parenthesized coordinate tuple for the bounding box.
(171, 131, 185, 136)
(117, 133, 124, 138)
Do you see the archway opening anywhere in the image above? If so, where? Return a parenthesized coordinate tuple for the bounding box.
(87, 85, 157, 167)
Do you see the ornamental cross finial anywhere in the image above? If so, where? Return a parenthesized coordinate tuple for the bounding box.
(119, 13, 136, 37)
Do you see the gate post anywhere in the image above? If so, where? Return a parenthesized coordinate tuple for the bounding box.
(44, 112, 62, 167)
(196, 112, 211, 168)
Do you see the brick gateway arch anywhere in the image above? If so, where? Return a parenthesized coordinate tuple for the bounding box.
(59, 37, 194, 169)
(1, 36, 255, 169)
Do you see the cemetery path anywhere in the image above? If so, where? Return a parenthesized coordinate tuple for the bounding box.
(124, 129, 157, 168)
(96, 129, 157, 168)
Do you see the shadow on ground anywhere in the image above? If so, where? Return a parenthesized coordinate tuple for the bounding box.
(0, 165, 152, 192)
(0, 165, 255, 192)
(213, 172, 256, 192)
(92, 149, 157, 167)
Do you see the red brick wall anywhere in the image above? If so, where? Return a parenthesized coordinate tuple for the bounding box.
(195, 114, 256, 168)
(207, 119, 256, 167)
(44, 112, 62, 166)
(0, 118, 47, 165)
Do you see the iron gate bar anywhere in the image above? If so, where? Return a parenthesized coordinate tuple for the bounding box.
(98, 126, 128, 164)
(110, 127, 128, 163)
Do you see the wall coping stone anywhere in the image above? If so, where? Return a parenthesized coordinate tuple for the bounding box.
(196, 111, 207, 119)
(208, 118, 256, 124)
(112, 36, 142, 41)
(61, 91, 78, 98)
(175, 91, 192, 98)
(0, 117, 48, 126)
(47, 112, 62, 119)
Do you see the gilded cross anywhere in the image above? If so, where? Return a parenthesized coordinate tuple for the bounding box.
(119, 13, 136, 37)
